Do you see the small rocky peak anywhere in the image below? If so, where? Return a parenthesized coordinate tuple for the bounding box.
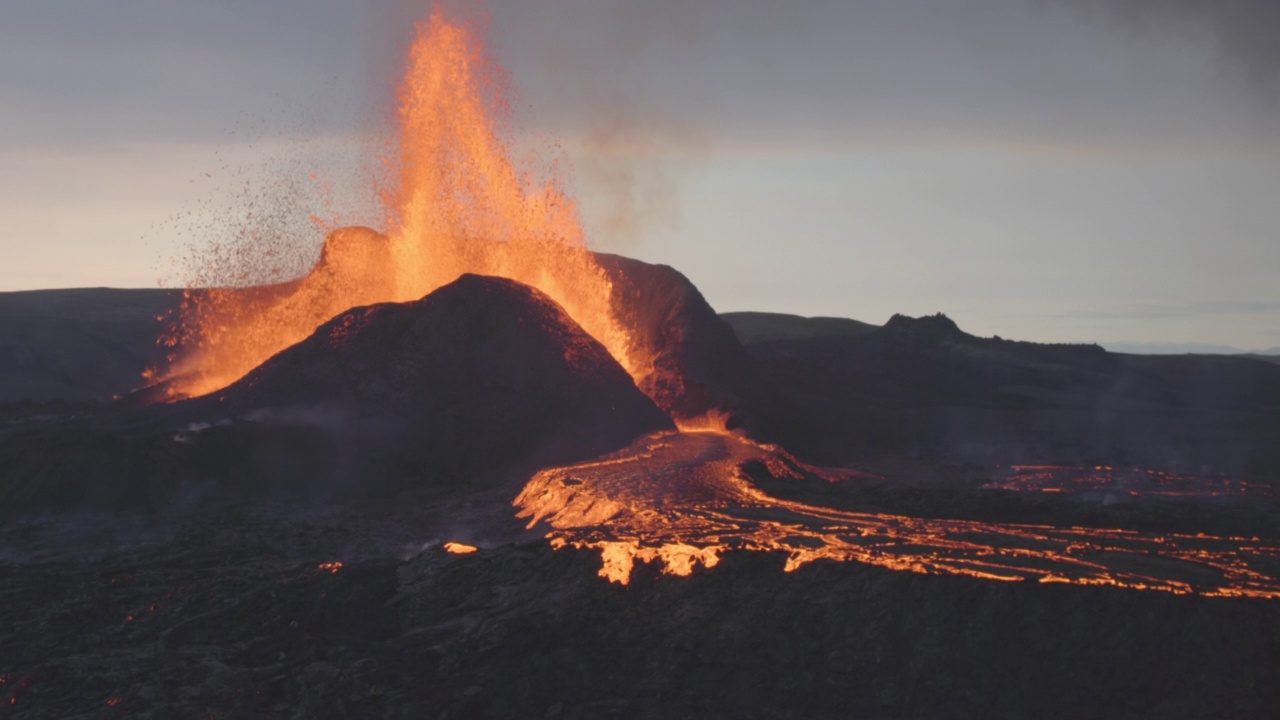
(881, 312, 968, 342)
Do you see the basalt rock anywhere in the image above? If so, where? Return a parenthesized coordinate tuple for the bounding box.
(3, 505, 1279, 719)
(594, 252, 761, 428)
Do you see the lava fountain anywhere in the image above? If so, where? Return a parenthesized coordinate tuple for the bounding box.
(151, 10, 640, 399)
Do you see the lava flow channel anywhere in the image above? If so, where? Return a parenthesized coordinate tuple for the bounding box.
(515, 431, 1280, 598)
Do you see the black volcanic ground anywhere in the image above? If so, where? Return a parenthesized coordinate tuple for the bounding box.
(2, 258, 1280, 718)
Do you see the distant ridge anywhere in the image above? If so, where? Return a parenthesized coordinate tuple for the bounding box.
(1101, 341, 1250, 355)
(718, 312, 1277, 359)
(720, 311, 878, 345)
(0, 287, 177, 403)
(880, 312, 968, 342)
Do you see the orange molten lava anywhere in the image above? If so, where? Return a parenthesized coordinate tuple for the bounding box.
(153, 10, 639, 399)
(517, 431, 1280, 597)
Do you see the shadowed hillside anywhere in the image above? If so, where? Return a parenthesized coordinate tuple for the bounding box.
(0, 288, 176, 403)
(737, 312, 1280, 487)
(3, 282, 1279, 492)
(720, 311, 878, 345)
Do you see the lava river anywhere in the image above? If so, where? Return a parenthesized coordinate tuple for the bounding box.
(515, 431, 1280, 598)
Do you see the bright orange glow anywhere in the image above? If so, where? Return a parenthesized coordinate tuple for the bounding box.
(317, 562, 343, 574)
(673, 409, 736, 435)
(517, 431, 1280, 597)
(152, 10, 644, 400)
(443, 542, 479, 555)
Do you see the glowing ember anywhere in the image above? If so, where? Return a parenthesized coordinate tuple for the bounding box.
(317, 562, 343, 574)
(517, 431, 1280, 597)
(443, 542, 479, 555)
(152, 10, 642, 400)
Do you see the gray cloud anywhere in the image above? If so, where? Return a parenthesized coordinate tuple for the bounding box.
(477, 0, 1276, 148)
(0, 1, 375, 148)
(1041, 0, 1280, 95)
(7, 0, 1276, 153)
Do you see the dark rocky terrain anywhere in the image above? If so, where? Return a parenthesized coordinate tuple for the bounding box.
(3, 272, 1280, 719)
(596, 254, 760, 426)
(1242, 353, 1280, 366)
(2, 499, 1278, 720)
(729, 311, 1280, 489)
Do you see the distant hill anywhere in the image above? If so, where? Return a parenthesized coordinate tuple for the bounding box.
(1101, 341, 1249, 355)
(739, 311, 1280, 483)
(720, 311, 878, 345)
(3, 284, 1278, 489)
(0, 288, 177, 403)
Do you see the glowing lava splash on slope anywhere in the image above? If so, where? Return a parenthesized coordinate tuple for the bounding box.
(152, 10, 638, 399)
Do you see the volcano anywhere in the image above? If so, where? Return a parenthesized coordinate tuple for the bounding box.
(4, 9, 1280, 718)
(196, 272, 673, 477)
(153, 226, 761, 429)
(0, 274, 671, 512)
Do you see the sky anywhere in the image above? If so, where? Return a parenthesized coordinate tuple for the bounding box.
(2, 0, 1278, 352)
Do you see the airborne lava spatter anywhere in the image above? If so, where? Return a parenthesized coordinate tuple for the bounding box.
(153, 11, 639, 400)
